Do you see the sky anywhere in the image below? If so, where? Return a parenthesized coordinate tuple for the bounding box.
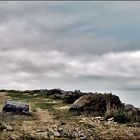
(0, 1, 140, 107)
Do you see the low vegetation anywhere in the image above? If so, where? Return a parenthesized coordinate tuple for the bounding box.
(114, 111, 129, 124)
(0, 89, 139, 139)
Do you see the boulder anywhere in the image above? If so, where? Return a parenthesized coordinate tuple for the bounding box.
(69, 93, 122, 115)
(125, 104, 134, 112)
(2, 100, 29, 115)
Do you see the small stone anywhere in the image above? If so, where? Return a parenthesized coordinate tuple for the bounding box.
(29, 134, 35, 138)
(36, 129, 44, 132)
(73, 132, 78, 138)
(6, 125, 13, 131)
(10, 134, 19, 140)
(54, 131, 61, 137)
(41, 132, 49, 139)
(0, 122, 6, 130)
(49, 135, 54, 139)
(60, 121, 66, 125)
(80, 136, 88, 140)
(58, 127, 63, 132)
(90, 136, 95, 140)
(95, 116, 103, 120)
(3, 129, 6, 132)
(107, 121, 112, 124)
(107, 117, 114, 121)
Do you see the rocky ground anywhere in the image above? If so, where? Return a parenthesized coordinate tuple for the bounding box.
(0, 91, 140, 140)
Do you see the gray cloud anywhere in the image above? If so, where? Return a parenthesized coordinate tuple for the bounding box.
(0, 1, 140, 107)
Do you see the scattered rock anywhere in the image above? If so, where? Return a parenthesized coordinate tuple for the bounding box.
(29, 133, 35, 138)
(0, 122, 6, 130)
(10, 134, 19, 140)
(58, 127, 63, 132)
(40, 132, 49, 139)
(49, 135, 55, 139)
(60, 121, 66, 125)
(107, 117, 114, 121)
(36, 129, 44, 132)
(6, 124, 13, 131)
(54, 131, 61, 137)
(80, 136, 88, 140)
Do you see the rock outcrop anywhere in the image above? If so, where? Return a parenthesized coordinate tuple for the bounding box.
(124, 104, 140, 122)
(69, 93, 122, 115)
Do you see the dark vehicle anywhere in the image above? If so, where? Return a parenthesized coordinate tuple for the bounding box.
(2, 100, 29, 115)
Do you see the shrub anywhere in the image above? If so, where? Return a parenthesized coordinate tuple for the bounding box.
(63, 94, 82, 104)
(127, 110, 140, 123)
(114, 111, 129, 124)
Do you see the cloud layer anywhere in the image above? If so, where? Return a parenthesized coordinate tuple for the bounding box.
(0, 1, 140, 107)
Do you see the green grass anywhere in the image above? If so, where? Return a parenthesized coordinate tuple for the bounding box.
(5, 91, 80, 123)
(35, 102, 57, 110)
(7, 92, 35, 100)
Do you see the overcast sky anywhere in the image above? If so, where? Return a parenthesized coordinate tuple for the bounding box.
(0, 1, 140, 107)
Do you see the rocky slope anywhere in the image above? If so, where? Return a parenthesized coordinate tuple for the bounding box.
(0, 89, 139, 140)
(0, 114, 140, 140)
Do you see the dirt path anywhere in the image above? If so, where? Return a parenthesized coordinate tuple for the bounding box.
(21, 107, 57, 132)
(35, 108, 55, 123)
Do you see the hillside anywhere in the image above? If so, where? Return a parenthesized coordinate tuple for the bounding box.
(0, 89, 139, 140)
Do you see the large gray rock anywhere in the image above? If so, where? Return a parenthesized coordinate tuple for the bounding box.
(2, 100, 29, 115)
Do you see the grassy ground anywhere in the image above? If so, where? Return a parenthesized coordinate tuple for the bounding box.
(0, 91, 76, 139)
(4, 91, 75, 121)
(0, 92, 38, 127)
(0, 91, 140, 140)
